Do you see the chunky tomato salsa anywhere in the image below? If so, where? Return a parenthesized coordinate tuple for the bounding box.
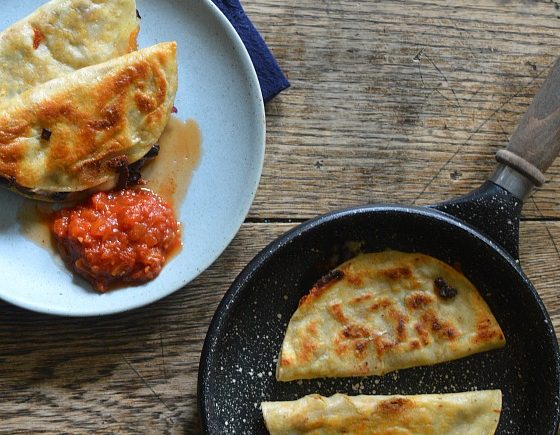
(53, 188, 180, 292)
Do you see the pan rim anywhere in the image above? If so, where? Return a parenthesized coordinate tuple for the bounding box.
(198, 203, 560, 434)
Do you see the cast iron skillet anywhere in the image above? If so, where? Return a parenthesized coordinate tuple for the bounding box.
(198, 60, 560, 434)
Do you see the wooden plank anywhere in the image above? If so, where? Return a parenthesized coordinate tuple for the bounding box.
(244, 0, 560, 219)
(0, 221, 557, 432)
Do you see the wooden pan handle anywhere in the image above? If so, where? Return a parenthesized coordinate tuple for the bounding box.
(496, 58, 560, 186)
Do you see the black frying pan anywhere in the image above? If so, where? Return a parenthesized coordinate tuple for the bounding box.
(198, 60, 560, 434)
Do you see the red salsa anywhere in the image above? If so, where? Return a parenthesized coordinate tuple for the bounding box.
(53, 188, 180, 292)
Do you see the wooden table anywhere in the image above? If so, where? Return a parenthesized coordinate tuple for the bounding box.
(2, 0, 559, 433)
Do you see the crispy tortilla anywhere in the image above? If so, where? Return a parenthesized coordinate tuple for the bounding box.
(277, 250, 505, 381)
(0, 42, 178, 197)
(262, 391, 502, 435)
(0, 0, 139, 104)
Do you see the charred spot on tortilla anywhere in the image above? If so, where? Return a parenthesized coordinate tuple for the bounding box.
(315, 269, 345, 290)
(300, 269, 345, 306)
(40, 128, 52, 141)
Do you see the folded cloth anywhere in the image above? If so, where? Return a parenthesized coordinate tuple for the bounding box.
(212, 0, 290, 103)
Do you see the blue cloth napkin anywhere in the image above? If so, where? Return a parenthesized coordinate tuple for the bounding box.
(212, 0, 290, 103)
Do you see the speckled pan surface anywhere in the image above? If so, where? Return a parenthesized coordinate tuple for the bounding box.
(0, 0, 265, 315)
(199, 206, 560, 435)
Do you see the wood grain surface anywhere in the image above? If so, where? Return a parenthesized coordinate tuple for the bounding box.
(1, 0, 560, 433)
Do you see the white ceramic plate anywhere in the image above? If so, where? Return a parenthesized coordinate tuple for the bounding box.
(0, 0, 265, 316)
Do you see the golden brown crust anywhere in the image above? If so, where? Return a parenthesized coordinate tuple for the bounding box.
(0, 42, 178, 195)
(262, 391, 502, 435)
(277, 250, 506, 381)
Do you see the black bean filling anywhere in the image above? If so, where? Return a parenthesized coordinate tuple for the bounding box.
(434, 277, 458, 299)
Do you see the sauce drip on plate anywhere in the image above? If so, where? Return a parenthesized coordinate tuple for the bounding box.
(17, 202, 56, 251)
(142, 116, 202, 208)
